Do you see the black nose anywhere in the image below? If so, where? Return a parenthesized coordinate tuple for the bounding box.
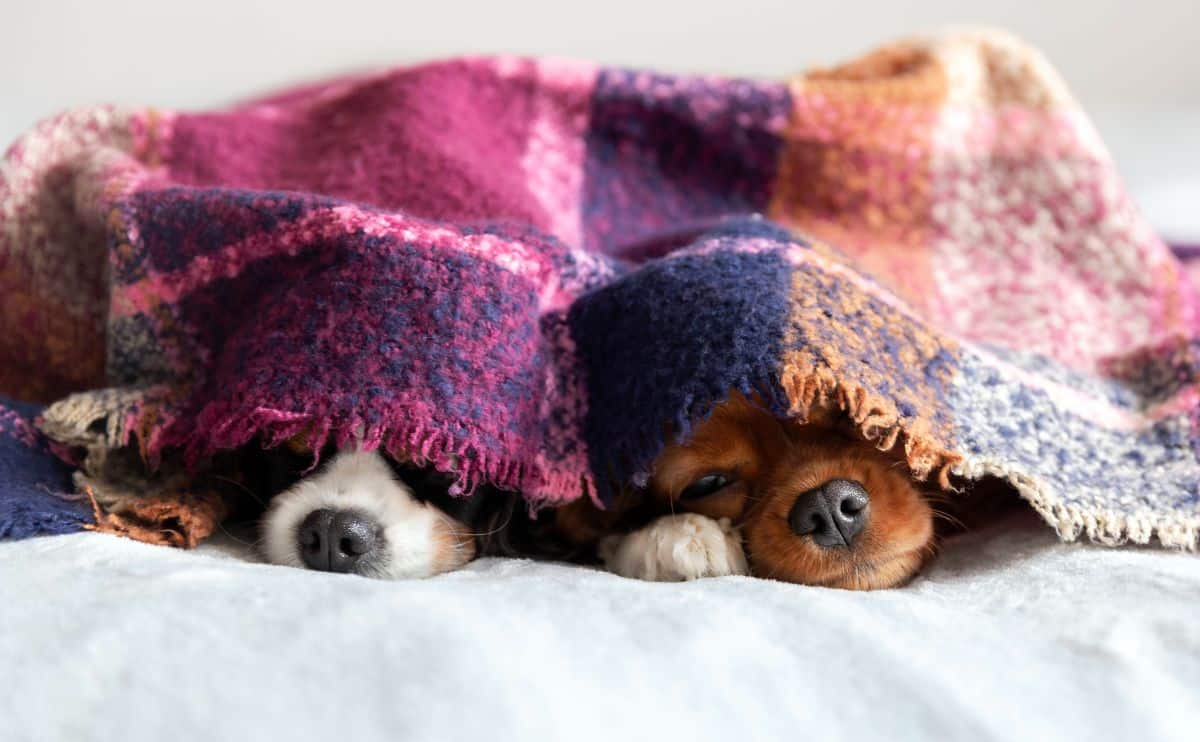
(788, 479, 870, 547)
(298, 508, 380, 573)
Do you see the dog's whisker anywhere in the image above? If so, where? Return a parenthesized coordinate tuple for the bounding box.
(216, 520, 258, 548)
(931, 509, 965, 530)
(459, 505, 515, 539)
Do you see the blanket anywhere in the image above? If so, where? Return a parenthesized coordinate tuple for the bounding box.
(1, 29, 1197, 552)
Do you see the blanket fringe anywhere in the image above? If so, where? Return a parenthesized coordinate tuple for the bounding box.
(780, 363, 961, 490)
(953, 457, 1200, 551)
(39, 376, 1200, 554)
(80, 481, 229, 548)
(158, 403, 595, 511)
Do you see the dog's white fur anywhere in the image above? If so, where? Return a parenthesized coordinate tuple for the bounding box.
(599, 514, 749, 581)
(261, 450, 473, 578)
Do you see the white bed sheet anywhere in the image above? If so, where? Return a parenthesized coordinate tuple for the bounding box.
(2, 509, 1198, 742)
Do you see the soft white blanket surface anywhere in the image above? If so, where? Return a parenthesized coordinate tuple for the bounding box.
(2, 510, 1198, 742)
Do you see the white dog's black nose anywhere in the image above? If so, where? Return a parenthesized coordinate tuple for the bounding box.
(298, 508, 380, 572)
(788, 479, 870, 547)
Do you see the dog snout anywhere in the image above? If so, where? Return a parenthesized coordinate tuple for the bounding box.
(298, 508, 381, 573)
(788, 479, 870, 547)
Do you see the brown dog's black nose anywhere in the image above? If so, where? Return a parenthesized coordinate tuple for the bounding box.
(789, 479, 870, 547)
(298, 508, 380, 573)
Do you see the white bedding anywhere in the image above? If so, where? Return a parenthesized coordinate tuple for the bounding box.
(2, 510, 1198, 742)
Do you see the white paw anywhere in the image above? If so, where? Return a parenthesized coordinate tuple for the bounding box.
(599, 513, 749, 581)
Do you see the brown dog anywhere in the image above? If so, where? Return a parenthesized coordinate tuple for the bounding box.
(553, 392, 940, 589)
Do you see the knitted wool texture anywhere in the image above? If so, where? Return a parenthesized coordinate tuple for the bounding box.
(1, 30, 1197, 550)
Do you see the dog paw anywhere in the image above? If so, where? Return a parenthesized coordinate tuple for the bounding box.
(599, 513, 749, 581)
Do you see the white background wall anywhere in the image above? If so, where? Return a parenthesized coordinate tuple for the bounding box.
(4, 0, 1198, 237)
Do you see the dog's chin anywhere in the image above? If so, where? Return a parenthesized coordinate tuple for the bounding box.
(800, 548, 929, 590)
(743, 537, 930, 589)
(260, 451, 475, 579)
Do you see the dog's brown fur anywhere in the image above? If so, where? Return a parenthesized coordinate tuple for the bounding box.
(555, 392, 940, 589)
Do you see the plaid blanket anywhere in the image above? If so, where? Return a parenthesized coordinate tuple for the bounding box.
(2, 30, 1197, 551)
